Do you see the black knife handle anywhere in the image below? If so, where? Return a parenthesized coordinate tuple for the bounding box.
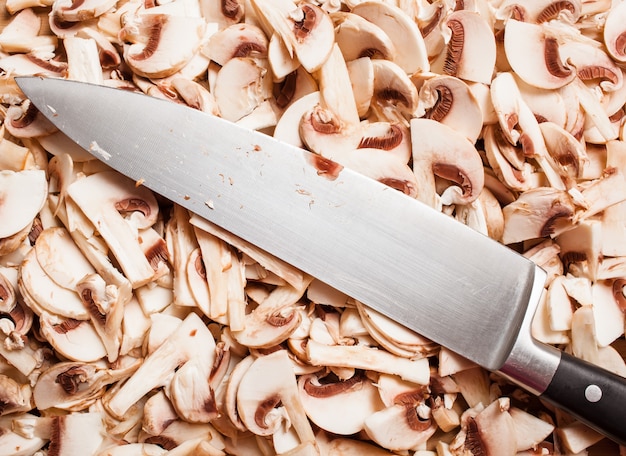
(540, 351, 626, 446)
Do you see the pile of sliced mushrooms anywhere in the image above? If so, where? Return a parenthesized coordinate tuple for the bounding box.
(0, 0, 625, 454)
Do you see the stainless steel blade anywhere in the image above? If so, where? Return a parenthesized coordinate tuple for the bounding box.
(18, 77, 541, 371)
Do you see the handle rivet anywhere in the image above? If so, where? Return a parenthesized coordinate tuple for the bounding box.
(584, 384, 602, 403)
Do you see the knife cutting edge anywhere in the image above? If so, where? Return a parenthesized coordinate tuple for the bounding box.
(16, 76, 626, 446)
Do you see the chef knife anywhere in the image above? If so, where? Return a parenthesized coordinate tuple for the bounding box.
(17, 77, 626, 445)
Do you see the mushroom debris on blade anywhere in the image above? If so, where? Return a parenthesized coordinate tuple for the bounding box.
(0, 0, 626, 454)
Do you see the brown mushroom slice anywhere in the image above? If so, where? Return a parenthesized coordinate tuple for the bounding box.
(417, 74, 483, 143)
(297, 370, 382, 435)
(603, 0, 626, 63)
(67, 171, 159, 288)
(122, 14, 205, 79)
(204, 23, 268, 67)
(106, 313, 215, 418)
(39, 312, 107, 362)
(213, 57, 272, 123)
(433, 10, 496, 84)
(250, 0, 334, 73)
(0, 170, 46, 240)
(236, 350, 315, 447)
(410, 118, 484, 208)
(332, 11, 395, 62)
(504, 19, 575, 90)
(351, 1, 429, 74)
(501, 187, 575, 244)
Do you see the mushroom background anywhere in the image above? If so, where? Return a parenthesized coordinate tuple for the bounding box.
(0, 0, 625, 454)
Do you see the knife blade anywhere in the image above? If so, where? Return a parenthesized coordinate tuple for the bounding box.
(17, 77, 626, 445)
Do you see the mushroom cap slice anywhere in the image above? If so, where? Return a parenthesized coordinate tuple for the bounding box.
(351, 1, 429, 74)
(297, 370, 383, 435)
(504, 19, 575, 89)
(332, 11, 395, 62)
(123, 14, 205, 79)
(0, 169, 46, 239)
(38, 312, 107, 362)
(410, 118, 484, 208)
(603, 0, 626, 63)
(204, 23, 268, 67)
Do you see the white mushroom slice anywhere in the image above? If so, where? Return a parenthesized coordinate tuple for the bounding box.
(410, 118, 484, 208)
(169, 78, 219, 115)
(603, 0, 626, 63)
(274, 91, 321, 147)
(572, 77, 619, 143)
(346, 57, 374, 118)
(417, 74, 483, 143)
(570, 305, 598, 363)
(165, 205, 198, 309)
(106, 313, 215, 418)
(33, 360, 137, 411)
(0, 169, 46, 239)
(432, 10, 496, 84)
(39, 312, 107, 362)
(509, 407, 555, 452)
(559, 41, 623, 92)
(52, 0, 116, 22)
(351, 1, 429, 74)
(213, 57, 272, 123)
(236, 350, 315, 447)
(455, 398, 517, 455)
(364, 402, 437, 451)
(34, 227, 95, 290)
(546, 275, 573, 332)
(64, 36, 104, 84)
(267, 33, 300, 81)
(142, 390, 178, 436)
(497, 0, 581, 24)
(0, 374, 32, 416)
(47, 412, 107, 456)
(200, 0, 244, 28)
(4, 101, 58, 138)
(67, 171, 159, 288)
(589, 281, 624, 348)
(370, 59, 419, 121)
(297, 370, 383, 435)
(306, 340, 430, 385)
(357, 121, 411, 163)
(122, 14, 205, 79)
(504, 19, 575, 90)
(19, 248, 89, 319)
(0, 8, 45, 53)
(0, 413, 46, 456)
(539, 121, 588, 184)
(501, 187, 575, 244)
(250, 0, 334, 73)
(514, 74, 568, 128)
(332, 11, 395, 62)
(557, 421, 605, 454)
(204, 23, 268, 67)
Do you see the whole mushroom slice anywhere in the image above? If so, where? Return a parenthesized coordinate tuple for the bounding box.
(501, 187, 575, 244)
(559, 40, 623, 92)
(416, 73, 483, 144)
(250, 0, 334, 73)
(236, 350, 315, 447)
(504, 19, 576, 90)
(331, 11, 395, 62)
(0, 169, 46, 240)
(122, 14, 205, 79)
(38, 311, 107, 362)
(433, 10, 496, 84)
(351, 1, 429, 74)
(203, 23, 268, 67)
(67, 171, 159, 288)
(496, 0, 582, 24)
(410, 118, 484, 208)
(370, 59, 419, 122)
(297, 370, 383, 435)
(5, 101, 58, 138)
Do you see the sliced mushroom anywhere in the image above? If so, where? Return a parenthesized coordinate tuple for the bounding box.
(332, 11, 395, 62)
(39, 312, 107, 362)
(410, 118, 484, 208)
(5, 101, 57, 138)
(416, 73, 483, 143)
(603, 0, 626, 63)
(122, 14, 205, 79)
(351, 1, 429, 74)
(236, 350, 315, 446)
(0, 170, 46, 240)
(67, 171, 159, 288)
(504, 19, 575, 90)
(432, 10, 496, 84)
(203, 23, 268, 67)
